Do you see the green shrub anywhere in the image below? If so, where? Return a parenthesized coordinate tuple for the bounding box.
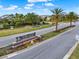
(3, 23, 10, 29)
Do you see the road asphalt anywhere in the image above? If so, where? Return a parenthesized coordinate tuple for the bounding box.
(0, 22, 79, 59)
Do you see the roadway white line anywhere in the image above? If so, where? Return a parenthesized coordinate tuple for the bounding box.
(63, 42, 78, 59)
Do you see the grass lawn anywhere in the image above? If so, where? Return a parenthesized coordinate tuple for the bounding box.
(69, 44, 79, 59)
(0, 25, 51, 37)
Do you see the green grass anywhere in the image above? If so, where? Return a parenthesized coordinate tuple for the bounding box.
(69, 44, 79, 59)
(0, 25, 51, 37)
(42, 26, 71, 40)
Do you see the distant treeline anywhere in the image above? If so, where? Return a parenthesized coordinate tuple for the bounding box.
(0, 13, 48, 29)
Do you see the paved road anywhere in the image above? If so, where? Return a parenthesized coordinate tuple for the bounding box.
(4, 24, 79, 59)
(0, 23, 70, 48)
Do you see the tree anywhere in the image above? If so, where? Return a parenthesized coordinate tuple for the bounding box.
(3, 23, 9, 29)
(66, 12, 78, 26)
(51, 8, 63, 31)
(26, 13, 41, 25)
(15, 22, 22, 27)
(13, 13, 25, 27)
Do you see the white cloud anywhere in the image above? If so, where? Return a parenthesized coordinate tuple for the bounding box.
(18, 8, 22, 10)
(42, 8, 50, 12)
(34, 8, 52, 15)
(0, 5, 18, 10)
(4, 5, 18, 10)
(24, 6, 32, 9)
(26, 3, 34, 7)
(28, 0, 48, 2)
(0, 5, 3, 8)
(24, 4, 34, 9)
(45, 3, 54, 6)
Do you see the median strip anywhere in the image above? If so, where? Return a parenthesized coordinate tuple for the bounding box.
(0, 26, 75, 57)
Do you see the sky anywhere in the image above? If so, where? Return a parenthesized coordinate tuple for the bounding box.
(0, 0, 79, 16)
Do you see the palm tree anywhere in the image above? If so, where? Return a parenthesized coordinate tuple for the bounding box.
(66, 12, 78, 26)
(51, 8, 63, 31)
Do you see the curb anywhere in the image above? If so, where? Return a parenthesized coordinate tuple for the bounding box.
(63, 42, 78, 59)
